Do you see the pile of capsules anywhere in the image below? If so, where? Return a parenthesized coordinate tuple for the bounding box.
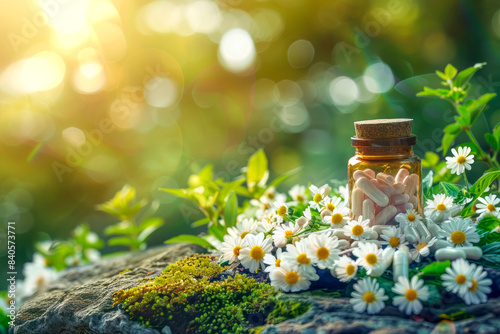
(351, 167, 419, 225)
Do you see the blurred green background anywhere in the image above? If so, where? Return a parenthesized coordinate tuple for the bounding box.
(1, 0, 500, 271)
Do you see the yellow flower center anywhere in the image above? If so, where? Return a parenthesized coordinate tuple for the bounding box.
(451, 231, 466, 245)
(275, 258, 281, 267)
(436, 203, 447, 211)
(405, 289, 418, 301)
(352, 224, 364, 236)
(416, 242, 427, 251)
(36, 276, 45, 287)
(389, 237, 400, 248)
(297, 253, 311, 265)
(233, 246, 242, 256)
(240, 231, 249, 239)
(285, 230, 294, 238)
(456, 156, 466, 164)
(249, 245, 265, 261)
(365, 253, 378, 265)
(331, 213, 344, 225)
(407, 214, 415, 222)
(327, 203, 336, 211)
(285, 271, 299, 285)
(313, 193, 322, 203)
(363, 291, 376, 303)
(267, 192, 275, 199)
(296, 195, 305, 202)
(277, 206, 287, 216)
(316, 247, 330, 260)
(455, 274, 467, 285)
(487, 203, 496, 212)
(469, 279, 478, 291)
(345, 264, 355, 276)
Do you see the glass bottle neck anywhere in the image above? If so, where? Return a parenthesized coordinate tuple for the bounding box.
(354, 146, 413, 160)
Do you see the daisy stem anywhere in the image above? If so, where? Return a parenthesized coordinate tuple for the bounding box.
(464, 129, 500, 170)
(463, 171, 470, 192)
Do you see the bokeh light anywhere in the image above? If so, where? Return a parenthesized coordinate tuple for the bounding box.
(218, 28, 256, 73)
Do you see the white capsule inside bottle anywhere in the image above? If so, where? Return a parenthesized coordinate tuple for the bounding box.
(351, 188, 365, 218)
(395, 168, 410, 184)
(355, 177, 390, 207)
(374, 205, 397, 225)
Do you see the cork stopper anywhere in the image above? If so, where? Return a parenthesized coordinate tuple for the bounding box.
(354, 119, 413, 139)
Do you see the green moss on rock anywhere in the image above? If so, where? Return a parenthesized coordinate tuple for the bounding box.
(113, 254, 287, 333)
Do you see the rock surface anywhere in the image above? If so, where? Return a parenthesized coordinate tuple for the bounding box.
(10, 243, 203, 334)
(10, 244, 500, 334)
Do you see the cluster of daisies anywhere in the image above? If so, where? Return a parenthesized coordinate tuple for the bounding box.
(215, 180, 498, 316)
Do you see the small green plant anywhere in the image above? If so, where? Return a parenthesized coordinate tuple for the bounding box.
(162, 149, 300, 249)
(266, 299, 310, 324)
(113, 254, 283, 333)
(98, 185, 164, 251)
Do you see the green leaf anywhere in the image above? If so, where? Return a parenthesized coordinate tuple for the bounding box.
(456, 105, 470, 125)
(420, 260, 451, 276)
(469, 93, 496, 124)
(441, 132, 457, 155)
(422, 152, 440, 168)
(477, 216, 500, 232)
(223, 192, 238, 228)
(435, 70, 448, 81)
(247, 149, 268, 190)
(209, 223, 227, 242)
(462, 171, 500, 216)
(160, 188, 194, 201)
(218, 178, 245, 204)
(443, 123, 462, 135)
(165, 234, 215, 249)
(422, 170, 434, 198)
(453, 62, 486, 88)
(440, 182, 460, 197)
(108, 236, 138, 247)
(137, 218, 164, 243)
(105, 221, 136, 236)
(493, 122, 500, 143)
(190, 217, 211, 228)
(444, 64, 457, 80)
(485, 133, 499, 151)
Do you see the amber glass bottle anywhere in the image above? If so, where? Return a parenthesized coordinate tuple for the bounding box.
(348, 119, 422, 226)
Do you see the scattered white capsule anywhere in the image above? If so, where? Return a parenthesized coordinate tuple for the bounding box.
(372, 225, 392, 235)
(460, 246, 483, 260)
(351, 239, 380, 248)
(393, 245, 410, 282)
(414, 220, 431, 239)
(395, 168, 410, 184)
(430, 239, 453, 253)
(435, 248, 467, 261)
(374, 205, 397, 225)
(449, 205, 462, 217)
(404, 225, 420, 244)
(425, 219, 442, 240)
(337, 239, 349, 249)
(355, 177, 390, 207)
(332, 229, 349, 240)
(370, 247, 394, 277)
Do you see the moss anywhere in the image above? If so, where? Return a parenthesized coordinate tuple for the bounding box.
(113, 254, 278, 333)
(266, 299, 310, 325)
(439, 311, 475, 321)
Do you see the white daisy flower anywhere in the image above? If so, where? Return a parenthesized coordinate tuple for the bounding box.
(289, 185, 307, 205)
(296, 207, 312, 228)
(343, 216, 371, 241)
(350, 277, 388, 314)
(395, 209, 423, 229)
(227, 218, 258, 240)
(425, 194, 455, 223)
(440, 217, 479, 247)
(238, 233, 274, 273)
(335, 183, 349, 202)
(321, 196, 342, 212)
(264, 248, 283, 273)
(272, 222, 302, 248)
(380, 226, 408, 250)
(324, 206, 350, 229)
(445, 146, 474, 175)
(392, 276, 429, 315)
(281, 239, 317, 278)
(220, 234, 245, 264)
(307, 233, 341, 270)
(476, 194, 500, 217)
(273, 200, 289, 223)
(459, 264, 492, 305)
(270, 261, 317, 292)
(21, 253, 59, 297)
(352, 242, 383, 275)
(309, 185, 327, 210)
(441, 258, 474, 295)
(257, 219, 275, 233)
(334, 256, 358, 282)
(409, 235, 437, 262)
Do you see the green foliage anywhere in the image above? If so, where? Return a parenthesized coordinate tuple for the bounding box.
(473, 242, 500, 269)
(439, 311, 475, 321)
(113, 255, 279, 333)
(266, 299, 310, 325)
(461, 171, 500, 217)
(98, 185, 164, 251)
(0, 308, 9, 334)
(417, 63, 499, 169)
(419, 260, 451, 277)
(35, 223, 103, 271)
(162, 150, 300, 248)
